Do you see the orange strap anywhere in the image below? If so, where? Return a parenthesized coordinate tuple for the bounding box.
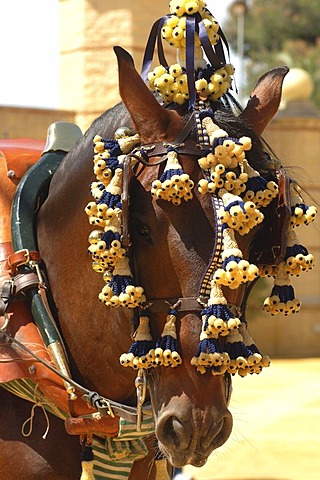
(6, 249, 42, 273)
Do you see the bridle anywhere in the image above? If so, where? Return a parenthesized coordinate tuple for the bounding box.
(121, 111, 207, 316)
(0, 108, 257, 430)
(121, 110, 247, 318)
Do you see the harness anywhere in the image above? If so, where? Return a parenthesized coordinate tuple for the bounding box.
(0, 107, 291, 408)
(0, 2, 316, 478)
(0, 106, 313, 480)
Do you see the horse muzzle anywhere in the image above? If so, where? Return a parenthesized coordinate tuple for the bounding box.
(155, 406, 233, 467)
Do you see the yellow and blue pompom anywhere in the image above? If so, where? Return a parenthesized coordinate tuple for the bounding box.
(98, 257, 146, 308)
(169, 0, 206, 17)
(289, 182, 317, 227)
(191, 332, 229, 375)
(200, 116, 252, 168)
(201, 302, 240, 337)
(154, 309, 182, 367)
(89, 236, 125, 272)
(198, 165, 247, 196)
(223, 327, 269, 376)
(218, 191, 264, 235)
(283, 241, 315, 276)
(211, 135, 251, 169)
(201, 282, 241, 336)
(224, 329, 253, 375)
(213, 227, 259, 289)
(237, 324, 271, 377)
(151, 147, 194, 205)
(241, 160, 279, 208)
(93, 156, 121, 186)
(94, 136, 122, 157)
(94, 133, 140, 156)
(291, 202, 317, 227)
(263, 273, 301, 316)
(214, 254, 259, 290)
(120, 315, 155, 370)
(97, 167, 123, 209)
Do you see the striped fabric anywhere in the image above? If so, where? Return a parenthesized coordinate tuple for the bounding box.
(1, 378, 66, 420)
(1, 378, 155, 479)
(92, 415, 155, 479)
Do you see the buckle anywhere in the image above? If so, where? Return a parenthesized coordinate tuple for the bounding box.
(8, 248, 31, 268)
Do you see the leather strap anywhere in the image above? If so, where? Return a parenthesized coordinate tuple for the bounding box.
(147, 297, 203, 313)
(13, 272, 40, 293)
(0, 280, 12, 316)
(250, 168, 291, 265)
(121, 156, 132, 251)
(7, 249, 41, 273)
(137, 113, 207, 165)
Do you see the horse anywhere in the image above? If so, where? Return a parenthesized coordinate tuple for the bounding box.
(0, 45, 292, 479)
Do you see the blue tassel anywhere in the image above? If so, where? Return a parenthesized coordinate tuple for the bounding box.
(191, 334, 230, 375)
(103, 139, 123, 157)
(101, 231, 121, 249)
(120, 316, 155, 370)
(154, 309, 182, 367)
(98, 190, 122, 208)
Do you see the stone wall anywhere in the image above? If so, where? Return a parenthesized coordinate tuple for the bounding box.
(0, 106, 76, 140)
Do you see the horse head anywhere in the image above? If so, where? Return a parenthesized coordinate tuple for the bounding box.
(109, 46, 288, 467)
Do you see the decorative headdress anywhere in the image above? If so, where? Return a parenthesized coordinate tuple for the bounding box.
(85, 0, 316, 378)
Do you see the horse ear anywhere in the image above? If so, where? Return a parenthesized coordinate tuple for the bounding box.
(113, 46, 179, 141)
(240, 66, 289, 135)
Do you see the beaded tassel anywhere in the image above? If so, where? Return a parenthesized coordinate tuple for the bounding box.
(146, 4, 234, 106)
(218, 190, 264, 235)
(225, 327, 270, 377)
(80, 436, 94, 480)
(120, 315, 155, 369)
(224, 329, 252, 375)
(263, 263, 301, 316)
(151, 147, 194, 205)
(289, 182, 317, 227)
(198, 163, 248, 196)
(213, 227, 259, 289)
(191, 324, 229, 375)
(241, 159, 278, 208)
(155, 309, 182, 367)
(98, 257, 146, 308)
(238, 323, 271, 377)
(200, 282, 241, 337)
(283, 228, 315, 276)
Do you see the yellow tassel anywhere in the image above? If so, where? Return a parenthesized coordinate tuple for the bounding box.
(80, 461, 94, 480)
(155, 310, 182, 367)
(155, 458, 171, 480)
(213, 227, 259, 289)
(218, 190, 264, 234)
(151, 150, 194, 204)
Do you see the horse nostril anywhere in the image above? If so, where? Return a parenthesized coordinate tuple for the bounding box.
(157, 415, 191, 451)
(200, 419, 224, 450)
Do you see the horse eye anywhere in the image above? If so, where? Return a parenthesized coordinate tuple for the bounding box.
(139, 225, 151, 239)
(132, 224, 152, 243)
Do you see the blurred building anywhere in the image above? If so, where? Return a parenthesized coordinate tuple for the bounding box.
(0, 0, 170, 137)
